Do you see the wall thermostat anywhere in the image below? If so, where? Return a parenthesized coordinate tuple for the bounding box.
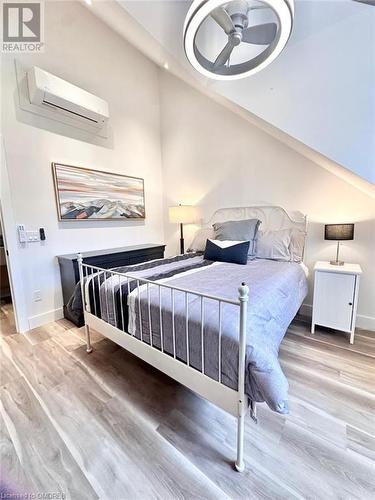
(17, 224, 27, 243)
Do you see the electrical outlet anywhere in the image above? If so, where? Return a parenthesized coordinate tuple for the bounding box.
(33, 290, 41, 302)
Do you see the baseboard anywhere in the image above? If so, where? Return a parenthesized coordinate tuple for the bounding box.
(299, 303, 375, 332)
(28, 307, 64, 330)
(356, 315, 375, 332)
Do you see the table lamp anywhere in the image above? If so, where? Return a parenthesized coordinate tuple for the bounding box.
(169, 204, 198, 254)
(324, 223, 354, 266)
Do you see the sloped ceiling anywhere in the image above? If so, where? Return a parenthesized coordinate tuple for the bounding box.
(119, 0, 375, 186)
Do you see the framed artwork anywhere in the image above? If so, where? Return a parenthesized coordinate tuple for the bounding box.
(52, 163, 145, 220)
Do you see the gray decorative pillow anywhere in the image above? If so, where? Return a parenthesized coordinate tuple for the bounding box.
(256, 229, 292, 261)
(213, 219, 261, 257)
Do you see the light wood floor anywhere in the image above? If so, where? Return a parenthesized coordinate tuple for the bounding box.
(1, 302, 374, 499)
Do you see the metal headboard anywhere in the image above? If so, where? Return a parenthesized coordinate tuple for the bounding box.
(206, 205, 307, 233)
(203, 205, 308, 261)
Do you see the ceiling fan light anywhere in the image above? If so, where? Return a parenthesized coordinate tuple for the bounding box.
(183, 0, 294, 80)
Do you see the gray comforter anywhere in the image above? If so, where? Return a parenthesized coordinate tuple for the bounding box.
(125, 257, 307, 414)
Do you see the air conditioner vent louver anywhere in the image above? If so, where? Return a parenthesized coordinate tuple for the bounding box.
(41, 99, 100, 124)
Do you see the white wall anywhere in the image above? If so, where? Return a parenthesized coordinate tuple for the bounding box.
(212, 1, 375, 185)
(159, 71, 375, 330)
(2, 1, 374, 332)
(1, 1, 164, 330)
(122, 0, 375, 185)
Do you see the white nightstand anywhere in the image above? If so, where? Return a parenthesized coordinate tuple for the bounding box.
(311, 261, 362, 344)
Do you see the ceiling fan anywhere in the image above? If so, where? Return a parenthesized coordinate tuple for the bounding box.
(184, 0, 294, 80)
(352, 0, 375, 5)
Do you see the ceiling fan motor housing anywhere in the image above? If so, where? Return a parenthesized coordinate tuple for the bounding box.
(227, 0, 250, 28)
(184, 0, 295, 80)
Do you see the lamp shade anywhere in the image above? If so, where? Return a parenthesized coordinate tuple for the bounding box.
(324, 223, 354, 241)
(169, 205, 198, 224)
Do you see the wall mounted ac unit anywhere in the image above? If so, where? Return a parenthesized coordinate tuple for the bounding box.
(27, 66, 109, 129)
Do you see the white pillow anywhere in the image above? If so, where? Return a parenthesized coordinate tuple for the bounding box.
(256, 229, 292, 261)
(206, 239, 245, 248)
(187, 227, 214, 252)
(289, 229, 306, 262)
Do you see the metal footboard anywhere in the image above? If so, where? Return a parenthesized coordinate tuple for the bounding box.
(77, 253, 250, 472)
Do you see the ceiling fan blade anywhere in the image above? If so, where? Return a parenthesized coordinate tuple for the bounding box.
(250, 4, 269, 9)
(352, 0, 375, 5)
(211, 7, 235, 35)
(214, 40, 235, 68)
(242, 23, 277, 45)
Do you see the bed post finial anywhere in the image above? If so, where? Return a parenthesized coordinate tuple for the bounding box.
(238, 282, 249, 299)
(235, 281, 249, 473)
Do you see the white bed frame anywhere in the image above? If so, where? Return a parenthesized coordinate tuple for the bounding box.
(78, 205, 307, 472)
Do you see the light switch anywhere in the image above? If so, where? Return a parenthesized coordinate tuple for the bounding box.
(26, 230, 40, 242)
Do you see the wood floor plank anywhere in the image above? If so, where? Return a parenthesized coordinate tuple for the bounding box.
(159, 392, 375, 500)
(287, 324, 375, 359)
(158, 407, 296, 500)
(280, 340, 375, 395)
(0, 304, 16, 337)
(1, 305, 374, 499)
(50, 329, 86, 352)
(71, 343, 179, 429)
(347, 425, 375, 462)
(24, 327, 51, 345)
(98, 397, 228, 499)
(2, 336, 78, 392)
(0, 378, 97, 499)
(245, 415, 375, 500)
(0, 410, 36, 495)
(44, 379, 224, 499)
(286, 330, 375, 369)
(43, 380, 146, 499)
(353, 328, 375, 341)
(70, 326, 105, 344)
(54, 318, 75, 330)
(0, 344, 21, 388)
(283, 364, 375, 437)
(279, 422, 375, 499)
(277, 396, 347, 450)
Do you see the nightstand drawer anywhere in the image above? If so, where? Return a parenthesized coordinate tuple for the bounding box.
(313, 272, 356, 332)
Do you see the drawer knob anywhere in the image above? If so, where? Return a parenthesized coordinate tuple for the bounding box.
(348, 302, 353, 306)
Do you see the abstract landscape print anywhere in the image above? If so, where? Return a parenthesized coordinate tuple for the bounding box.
(52, 163, 145, 220)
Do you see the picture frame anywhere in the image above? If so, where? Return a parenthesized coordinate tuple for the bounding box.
(52, 163, 145, 221)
